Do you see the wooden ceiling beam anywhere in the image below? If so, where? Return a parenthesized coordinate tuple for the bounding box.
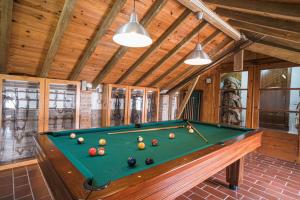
(68, 0, 127, 80)
(92, 0, 167, 87)
(203, 0, 300, 22)
(247, 42, 300, 65)
(163, 36, 232, 89)
(177, 0, 241, 40)
(149, 30, 222, 87)
(39, 0, 77, 77)
(0, 0, 13, 73)
(116, 9, 191, 84)
(133, 21, 209, 86)
(216, 8, 300, 35)
(166, 37, 257, 94)
(229, 19, 300, 43)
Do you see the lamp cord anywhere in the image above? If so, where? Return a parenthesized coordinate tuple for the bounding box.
(133, 0, 136, 12)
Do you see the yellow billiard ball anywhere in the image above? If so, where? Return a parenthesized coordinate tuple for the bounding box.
(189, 128, 194, 133)
(138, 142, 145, 150)
(70, 133, 76, 139)
(99, 139, 107, 146)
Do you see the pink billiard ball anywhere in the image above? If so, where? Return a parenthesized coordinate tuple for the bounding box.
(169, 133, 175, 139)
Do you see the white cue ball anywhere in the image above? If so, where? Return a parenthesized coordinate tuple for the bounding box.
(188, 129, 194, 133)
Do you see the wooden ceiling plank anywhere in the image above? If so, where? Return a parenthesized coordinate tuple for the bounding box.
(149, 30, 222, 87)
(216, 8, 300, 35)
(68, 0, 127, 80)
(133, 21, 209, 86)
(203, 0, 300, 22)
(247, 43, 300, 65)
(0, 0, 13, 73)
(92, 0, 168, 87)
(163, 37, 232, 89)
(166, 37, 256, 94)
(39, 0, 77, 77)
(116, 9, 191, 84)
(229, 19, 300, 43)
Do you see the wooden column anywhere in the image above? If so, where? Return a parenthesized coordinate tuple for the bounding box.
(233, 50, 244, 71)
(226, 157, 244, 190)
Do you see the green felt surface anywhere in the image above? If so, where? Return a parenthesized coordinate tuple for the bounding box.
(47, 120, 252, 187)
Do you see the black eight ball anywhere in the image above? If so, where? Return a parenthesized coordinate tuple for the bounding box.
(127, 157, 136, 167)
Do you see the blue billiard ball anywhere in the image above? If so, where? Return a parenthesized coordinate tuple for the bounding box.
(127, 157, 136, 167)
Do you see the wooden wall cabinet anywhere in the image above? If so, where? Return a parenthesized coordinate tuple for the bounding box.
(102, 84, 159, 127)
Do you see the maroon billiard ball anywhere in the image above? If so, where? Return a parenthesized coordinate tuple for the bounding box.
(151, 139, 158, 146)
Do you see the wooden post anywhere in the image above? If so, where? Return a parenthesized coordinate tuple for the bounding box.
(176, 76, 200, 119)
(226, 157, 244, 190)
(234, 50, 244, 71)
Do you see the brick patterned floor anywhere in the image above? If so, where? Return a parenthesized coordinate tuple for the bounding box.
(0, 153, 300, 200)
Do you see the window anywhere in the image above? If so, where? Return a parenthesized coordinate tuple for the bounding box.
(219, 72, 248, 127)
(259, 67, 300, 134)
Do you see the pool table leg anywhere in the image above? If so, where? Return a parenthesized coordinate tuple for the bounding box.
(226, 157, 244, 190)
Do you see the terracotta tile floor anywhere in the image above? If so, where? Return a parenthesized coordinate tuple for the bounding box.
(1, 153, 300, 200)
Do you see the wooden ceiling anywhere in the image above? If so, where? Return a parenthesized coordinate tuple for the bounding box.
(0, 0, 299, 90)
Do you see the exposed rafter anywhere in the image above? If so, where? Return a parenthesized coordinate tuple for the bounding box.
(39, 0, 77, 77)
(116, 9, 191, 84)
(0, 0, 13, 73)
(68, 0, 127, 80)
(166, 37, 258, 94)
(92, 0, 167, 87)
(163, 36, 232, 89)
(229, 20, 300, 43)
(133, 21, 209, 86)
(216, 8, 300, 35)
(247, 42, 300, 65)
(203, 0, 300, 22)
(149, 30, 222, 87)
(177, 0, 241, 40)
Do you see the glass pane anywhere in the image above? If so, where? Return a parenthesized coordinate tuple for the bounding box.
(110, 87, 126, 126)
(48, 84, 77, 131)
(220, 107, 246, 127)
(159, 95, 169, 121)
(259, 111, 298, 134)
(91, 90, 102, 128)
(130, 89, 144, 124)
(170, 93, 179, 120)
(1, 80, 40, 163)
(146, 90, 158, 122)
(260, 67, 300, 89)
(220, 71, 248, 89)
(220, 90, 247, 108)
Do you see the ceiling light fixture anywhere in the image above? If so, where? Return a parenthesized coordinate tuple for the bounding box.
(113, 0, 152, 48)
(184, 32, 212, 65)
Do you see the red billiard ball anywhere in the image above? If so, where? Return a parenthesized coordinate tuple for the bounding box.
(151, 139, 158, 146)
(98, 147, 105, 156)
(89, 148, 97, 156)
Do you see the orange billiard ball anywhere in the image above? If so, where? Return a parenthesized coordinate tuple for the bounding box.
(138, 142, 145, 150)
(99, 139, 107, 146)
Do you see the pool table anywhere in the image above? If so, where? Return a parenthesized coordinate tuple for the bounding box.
(35, 120, 262, 200)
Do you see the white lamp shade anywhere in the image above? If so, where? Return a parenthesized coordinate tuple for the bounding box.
(184, 43, 212, 65)
(113, 12, 152, 48)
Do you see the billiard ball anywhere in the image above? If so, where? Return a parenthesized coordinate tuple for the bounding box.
(77, 137, 84, 144)
(151, 139, 158, 146)
(138, 142, 145, 150)
(189, 128, 194, 133)
(169, 133, 175, 139)
(145, 158, 154, 165)
(99, 139, 107, 146)
(98, 147, 105, 156)
(88, 148, 97, 156)
(186, 125, 192, 129)
(127, 157, 136, 167)
(137, 136, 143, 142)
(70, 133, 76, 139)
